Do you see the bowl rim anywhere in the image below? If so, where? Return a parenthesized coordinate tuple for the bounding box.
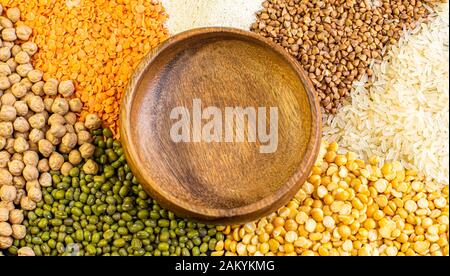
(120, 27, 322, 224)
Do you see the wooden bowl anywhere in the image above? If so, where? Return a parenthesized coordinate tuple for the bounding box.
(120, 28, 321, 224)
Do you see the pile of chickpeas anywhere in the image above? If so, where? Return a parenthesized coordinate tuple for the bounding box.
(0, 6, 102, 252)
(214, 142, 449, 256)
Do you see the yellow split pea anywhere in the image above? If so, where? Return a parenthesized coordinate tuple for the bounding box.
(214, 142, 449, 256)
(3, 0, 168, 137)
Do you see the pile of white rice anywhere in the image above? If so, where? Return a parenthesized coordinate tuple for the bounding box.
(161, 0, 263, 35)
(324, 2, 449, 185)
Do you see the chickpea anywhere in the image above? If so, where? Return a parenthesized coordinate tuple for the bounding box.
(64, 112, 77, 125)
(83, 159, 99, 175)
(0, 236, 13, 249)
(31, 81, 45, 96)
(13, 117, 30, 133)
(14, 101, 28, 116)
(38, 139, 54, 157)
(0, 75, 11, 90)
(27, 96, 45, 113)
(39, 172, 52, 187)
(49, 123, 67, 138)
(20, 196, 36, 211)
(65, 124, 75, 133)
(28, 113, 46, 129)
(0, 221, 12, 236)
(46, 131, 61, 146)
(9, 209, 23, 224)
(84, 113, 102, 130)
(11, 82, 27, 98)
(68, 150, 82, 165)
(1, 28, 16, 41)
(11, 45, 22, 57)
(59, 145, 71, 155)
(16, 25, 33, 41)
(5, 138, 14, 154)
(13, 176, 25, 189)
(8, 73, 21, 85)
(0, 63, 11, 75)
(0, 207, 8, 222)
(76, 130, 91, 145)
(28, 128, 44, 143)
(27, 69, 43, 83)
(79, 143, 95, 159)
(49, 152, 64, 171)
(6, 58, 17, 72)
(0, 105, 16, 121)
(48, 114, 65, 125)
(51, 97, 69, 115)
(11, 152, 23, 161)
(44, 98, 54, 112)
(0, 16, 13, 28)
(0, 185, 16, 202)
(12, 190, 22, 207)
(69, 98, 83, 113)
(11, 224, 26, 240)
(0, 151, 11, 168)
(23, 151, 39, 167)
(0, 122, 13, 138)
(62, 132, 77, 147)
(3, 41, 14, 49)
(0, 47, 11, 62)
(74, 122, 86, 133)
(25, 180, 40, 192)
(13, 133, 27, 142)
(27, 186, 42, 203)
(6, 7, 20, 23)
(13, 137, 29, 153)
(21, 78, 33, 90)
(23, 165, 39, 182)
(0, 201, 14, 211)
(17, 247, 35, 256)
(43, 78, 58, 96)
(7, 159, 24, 176)
(60, 162, 73, 177)
(1, 93, 16, 106)
(37, 159, 50, 174)
(14, 51, 30, 65)
(58, 80, 75, 97)
(21, 42, 38, 56)
(0, 137, 5, 150)
(16, 64, 33, 77)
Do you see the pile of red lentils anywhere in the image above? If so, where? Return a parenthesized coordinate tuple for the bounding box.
(2, 0, 168, 137)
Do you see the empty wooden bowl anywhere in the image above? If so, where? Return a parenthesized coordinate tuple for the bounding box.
(120, 28, 321, 224)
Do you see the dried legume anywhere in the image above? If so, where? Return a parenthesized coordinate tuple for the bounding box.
(215, 142, 449, 256)
(5, 129, 222, 256)
(0, 5, 98, 251)
(3, 0, 168, 137)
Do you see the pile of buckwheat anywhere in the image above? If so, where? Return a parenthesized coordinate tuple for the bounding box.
(251, 0, 443, 113)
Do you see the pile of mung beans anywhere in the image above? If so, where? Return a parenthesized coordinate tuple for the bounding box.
(3, 127, 223, 256)
(213, 142, 449, 256)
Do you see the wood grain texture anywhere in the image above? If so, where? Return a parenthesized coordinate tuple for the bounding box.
(120, 28, 322, 224)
